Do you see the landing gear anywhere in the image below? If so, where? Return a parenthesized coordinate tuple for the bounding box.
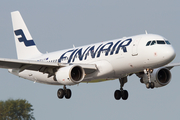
(57, 85, 72, 99)
(114, 77, 129, 100)
(144, 68, 155, 89)
(57, 89, 64, 99)
(114, 90, 121, 100)
(146, 82, 155, 89)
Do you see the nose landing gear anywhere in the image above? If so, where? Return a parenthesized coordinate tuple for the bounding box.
(144, 68, 155, 89)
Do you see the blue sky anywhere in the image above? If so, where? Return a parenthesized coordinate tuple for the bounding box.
(0, 1, 180, 120)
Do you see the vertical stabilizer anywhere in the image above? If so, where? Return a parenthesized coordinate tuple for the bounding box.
(11, 11, 42, 59)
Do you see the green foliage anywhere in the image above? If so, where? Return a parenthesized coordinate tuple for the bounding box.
(0, 99, 35, 120)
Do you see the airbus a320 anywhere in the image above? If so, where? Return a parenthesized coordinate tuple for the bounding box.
(0, 11, 179, 100)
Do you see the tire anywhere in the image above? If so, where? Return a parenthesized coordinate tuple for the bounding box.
(146, 82, 151, 89)
(114, 90, 121, 100)
(150, 82, 155, 89)
(65, 89, 72, 99)
(122, 90, 128, 100)
(140, 78, 144, 83)
(57, 89, 64, 99)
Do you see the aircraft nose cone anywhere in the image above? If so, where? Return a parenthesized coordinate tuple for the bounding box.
(164, 46, 176, 62)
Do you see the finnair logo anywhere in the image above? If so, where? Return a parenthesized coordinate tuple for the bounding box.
(14, 29, 35, 47)
(58, 38, 132, 63)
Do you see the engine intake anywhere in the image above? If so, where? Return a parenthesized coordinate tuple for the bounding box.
(142, 68, 171, 87)
(55, 65, 85, 85)
(157, 68, 171, 86)
(70, 66, 84, 82)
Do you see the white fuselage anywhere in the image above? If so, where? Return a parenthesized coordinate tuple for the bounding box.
(10, 34, 175, 85)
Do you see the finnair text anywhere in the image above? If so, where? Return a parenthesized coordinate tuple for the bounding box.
(58, 38, 132, 63)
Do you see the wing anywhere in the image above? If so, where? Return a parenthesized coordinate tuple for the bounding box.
(0, 58, 97, 77)
(164, 63, 180, 70)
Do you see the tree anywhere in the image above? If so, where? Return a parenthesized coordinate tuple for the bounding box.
(0, 99, 35, 120)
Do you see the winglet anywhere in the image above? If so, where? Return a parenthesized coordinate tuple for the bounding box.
(11, 11, 42, 59)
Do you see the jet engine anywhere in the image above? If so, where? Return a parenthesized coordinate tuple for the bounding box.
(55, 65, 85, 85)
(140, 68, 171, 88)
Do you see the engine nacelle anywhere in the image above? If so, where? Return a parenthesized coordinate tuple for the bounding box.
(142, 68, 171, 87)
(55, 65, 85, 85)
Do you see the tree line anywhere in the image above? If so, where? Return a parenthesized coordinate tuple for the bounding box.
(0, 99, 35, 120)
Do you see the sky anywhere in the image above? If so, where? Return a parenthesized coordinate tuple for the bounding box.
(0, 0, 180, 120)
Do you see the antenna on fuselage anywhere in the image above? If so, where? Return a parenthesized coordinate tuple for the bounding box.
(73, 44, 75, 48)
(145, 30, 148, 34)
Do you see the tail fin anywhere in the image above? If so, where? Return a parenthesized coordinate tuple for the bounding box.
(11, 11, 42, 60)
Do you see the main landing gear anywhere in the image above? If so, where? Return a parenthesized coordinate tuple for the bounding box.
(114, 77, 129, 100)
(57, 85, 72, 99)
(144, 68, 155, 89)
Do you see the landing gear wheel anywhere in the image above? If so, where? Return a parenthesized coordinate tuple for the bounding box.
(114, 90, 121, 100)
(150, 82, 155, 89)
(65, 89, 72, 99)
(146, 82, 151, 89)
(114, 77, 129, 100)
(57, 89, 64, 99)
(121, 90, 128, 100)
(146, 82, 155, 89)
(57, 85, 72, 99)
(140, 78, 144, 83)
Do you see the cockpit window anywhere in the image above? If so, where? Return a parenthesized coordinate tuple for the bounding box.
(151, 40, 156, 45)
(165, 41, 171, 45)
(146, 40, 171, 46)
(146, 41, 151, 46)
(157, 40, 165, 44)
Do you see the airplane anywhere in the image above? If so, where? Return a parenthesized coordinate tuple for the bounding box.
(0, 11, 178, 100)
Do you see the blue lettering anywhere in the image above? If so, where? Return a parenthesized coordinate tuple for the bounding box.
(110, 40, 121, 55)
(58, 39, 132, 63)
(58, 50, 74, 63)
(84, 44, 103, 60)
(97, 42, 113, 57)
(115, 38, 132, 54)
(68, 49, 78, 63)
(14, 29, 35, 47)
(72, 47, 90, 62)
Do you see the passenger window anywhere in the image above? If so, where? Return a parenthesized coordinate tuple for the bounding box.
(165, 41, 171, 45)
(157, 40, 165, 44)
(146, 41, 151, 46)
(151, 41, 156, 45)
